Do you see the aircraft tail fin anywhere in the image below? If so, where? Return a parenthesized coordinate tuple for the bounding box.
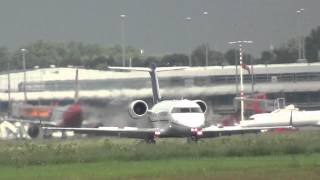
(108, 64, 187, 104)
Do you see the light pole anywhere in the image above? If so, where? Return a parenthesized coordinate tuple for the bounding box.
(186, 16, 192, 66)
(228, 41, 253, 122)
(120, 14, 126, 66)
(202, 11, 209, 66)
(234, 49, 239, 95)
(21, 48, 28, 102)
(296, 8, 305, 60)
(249, 55, 254, 94)
(7, 62, 11, 116)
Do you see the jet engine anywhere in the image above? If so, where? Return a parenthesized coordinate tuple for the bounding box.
(27, 124, 40, 138)
(128, 100, 149, 118)
(193, 100, 207, 114)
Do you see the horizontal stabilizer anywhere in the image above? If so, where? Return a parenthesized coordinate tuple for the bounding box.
(107, 67, 151, 72)
(107, 66, 187, 72)
(156, 67, 188, 72)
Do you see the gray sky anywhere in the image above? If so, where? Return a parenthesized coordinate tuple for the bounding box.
(0, 0, 319, 57)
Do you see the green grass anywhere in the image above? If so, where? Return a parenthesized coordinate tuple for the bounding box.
(1, 155, 320, 180)
(0, 130, 320, 167)
(0, 130, 320, 179)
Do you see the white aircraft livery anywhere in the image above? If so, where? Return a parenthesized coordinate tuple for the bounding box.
(44, 64, 292, 143)
(241, 104, 320, 127)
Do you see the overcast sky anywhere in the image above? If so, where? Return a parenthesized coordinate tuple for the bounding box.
(0, 0, 319, 57)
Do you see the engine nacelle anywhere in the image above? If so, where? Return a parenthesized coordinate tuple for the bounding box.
(193, 100, 207, 114)
(128, 100, 149, 119)
(27, 124, 40, 138)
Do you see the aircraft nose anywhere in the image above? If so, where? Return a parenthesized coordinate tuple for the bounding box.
(171, 114, 205, 128)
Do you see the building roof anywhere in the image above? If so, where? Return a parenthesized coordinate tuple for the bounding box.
(1, 62, 320, 101)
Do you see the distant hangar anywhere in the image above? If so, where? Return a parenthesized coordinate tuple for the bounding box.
(1, 63, 320, 104)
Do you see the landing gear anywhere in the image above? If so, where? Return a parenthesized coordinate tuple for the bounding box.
(187, 135, 199, 143)
(145, 137, 156, 144)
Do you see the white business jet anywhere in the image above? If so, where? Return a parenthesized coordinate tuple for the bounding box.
(44, 64, 292, 143)
(241, 104, 320, 128)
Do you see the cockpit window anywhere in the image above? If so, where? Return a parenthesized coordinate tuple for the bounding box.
(191, 108, 202, 113)
(171, 107, 202, 113)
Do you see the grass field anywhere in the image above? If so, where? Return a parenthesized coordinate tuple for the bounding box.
(0, 130, 320, 179)
(1, 155, 320, 179)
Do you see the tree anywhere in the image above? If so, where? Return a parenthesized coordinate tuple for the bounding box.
(225, 49, 254, 65)
(12, 40, 66, 68)
(85, 56, 115, 70)
(143, 56, 161, 67)
(105, 45, 140, 66)
(210, 50, 225, 66)
(191, 44, 207, 66)
(161, 54, 188, 66)
(191, 44, 225, 66)
(272, 39, 298, 64)
(305, 26, 320, 62)
(259, 51, 276, 64)
(224, 49, 238, 65)
(0, 47, 10, 72)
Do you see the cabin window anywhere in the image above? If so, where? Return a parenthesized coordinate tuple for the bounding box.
(191, 108, 202, 113)
(171, 107, 202, 113)
(180, 108, 190, 113)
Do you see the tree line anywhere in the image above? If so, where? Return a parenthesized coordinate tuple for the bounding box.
(1, 26, 320, 72)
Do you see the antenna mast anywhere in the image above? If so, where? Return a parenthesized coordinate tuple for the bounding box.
(228, 41, 253, 122)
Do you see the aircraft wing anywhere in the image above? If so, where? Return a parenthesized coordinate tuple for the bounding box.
(1, 117, 57, 126)
(156, 67, 188, 72)
(43, 126, 155, 139)
(108, 66, 151, 72)
(201, 125, 293, 138)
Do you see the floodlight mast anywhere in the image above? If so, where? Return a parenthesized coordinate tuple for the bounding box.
(228, 41, 253, 122)
(120, 14, 126, 67)
(21, 48, 28, 102)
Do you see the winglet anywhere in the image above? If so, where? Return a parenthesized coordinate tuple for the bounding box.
(289, 110, 293, 126)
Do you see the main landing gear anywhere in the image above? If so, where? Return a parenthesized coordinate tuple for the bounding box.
(145, 138, 156, 144)
(143, 134, 157, 144)
(187, 135, 199, 143)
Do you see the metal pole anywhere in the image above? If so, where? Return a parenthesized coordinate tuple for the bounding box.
(250, 55, 254, 94)
(186, 17, 192, 66)
(239, 44, 244, 122)
(203, 11, 209, 66)
(21, 48, 28, 102)
(74, 68, 79, 103)
(301, 9, 306, 60)
(7, 62, 11, 116)
(296, 8, 304, 60)
(235, 49, 239, 95)
(229, 41, 253, 122)
(120, 14, 126, 67)
(129, 57, 132, 67)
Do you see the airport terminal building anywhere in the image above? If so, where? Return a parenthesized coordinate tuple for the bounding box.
(1, 63, 320, 114)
